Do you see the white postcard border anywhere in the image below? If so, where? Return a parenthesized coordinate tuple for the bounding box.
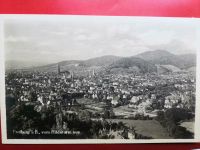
(0, 15, 200, 144)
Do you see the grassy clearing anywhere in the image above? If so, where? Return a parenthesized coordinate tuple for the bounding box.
(179, 121, 194, 133)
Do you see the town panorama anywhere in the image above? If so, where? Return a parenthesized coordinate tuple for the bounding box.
(5, 50, 196, 139)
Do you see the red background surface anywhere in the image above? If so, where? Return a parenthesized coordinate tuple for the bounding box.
(0, 0, 200, 149)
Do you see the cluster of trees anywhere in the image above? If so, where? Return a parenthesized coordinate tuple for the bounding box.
(7, 103, 56, 138)
(7, 98, 155, 139)
(108, 57, 156, 74)
(63, 118, 129, 139)
(6, 102, 131, 139)
(127, 114, 152, 120)
(156, 108, 194, 139)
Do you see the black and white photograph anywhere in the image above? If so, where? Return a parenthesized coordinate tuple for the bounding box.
(0, 15, 200, 143)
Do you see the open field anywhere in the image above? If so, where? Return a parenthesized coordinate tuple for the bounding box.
(77, 98, 96, 105)
(113, 105, 137, 116)
(180, 121, 194, 133)
(107, 119, 171, 139)
(77, 98, 106, 112)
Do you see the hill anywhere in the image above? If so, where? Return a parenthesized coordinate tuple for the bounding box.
(136, 50, 196, 69)
(29, 55, 121, 76)
(12, 50, 196, 75)
(160, 65, 181, 73)
(79, 55, 121, 67)
(186, 66, 196, 72)
(107, 57, 156, 74)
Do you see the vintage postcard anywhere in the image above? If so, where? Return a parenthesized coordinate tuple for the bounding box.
(0, 15, 200, 144)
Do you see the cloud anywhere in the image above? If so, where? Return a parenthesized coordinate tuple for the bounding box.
(5, 36, 28, 42)
(138, 30, 176, 45)
(4, 15, 197, 67)
(148, 39, 196, 54)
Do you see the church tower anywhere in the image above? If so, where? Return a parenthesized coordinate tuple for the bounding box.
(58, 64, 61, 74)
(92, 69, 95, 76)
(70, 71, 74, 81)
(157, 64, 160, 76)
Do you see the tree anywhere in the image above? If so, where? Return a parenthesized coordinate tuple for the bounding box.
(156, 108, 194, 139)
(7, 104, 42, 134)
(30, 91, 37, 102)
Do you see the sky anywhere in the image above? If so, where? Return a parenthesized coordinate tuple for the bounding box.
(4, 15, 198, 67)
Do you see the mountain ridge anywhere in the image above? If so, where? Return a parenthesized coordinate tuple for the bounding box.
(135, 50, 196, 69)
(7, 50, 196, 75)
